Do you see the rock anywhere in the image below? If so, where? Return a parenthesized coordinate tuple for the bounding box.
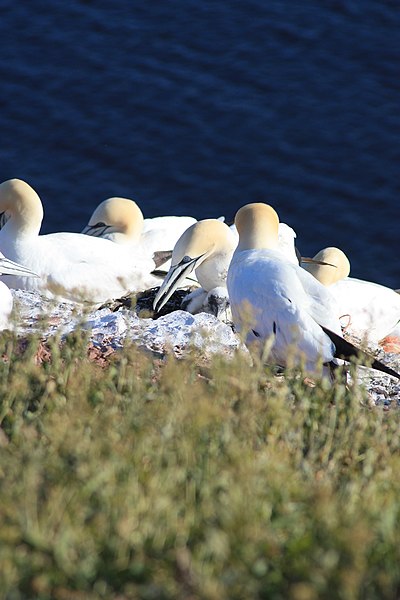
(8, 288, 400, 402)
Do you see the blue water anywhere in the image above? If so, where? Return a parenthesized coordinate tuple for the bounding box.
(0, 1, 399, 286)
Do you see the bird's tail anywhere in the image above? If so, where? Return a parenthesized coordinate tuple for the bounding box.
(322, 326, 400, 380)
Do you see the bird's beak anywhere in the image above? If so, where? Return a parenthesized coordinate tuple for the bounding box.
(0, 257, 39, 278)
(153, 254, 204, 313)
(301, 257, 337, 268)
(81, 223, 112, 237)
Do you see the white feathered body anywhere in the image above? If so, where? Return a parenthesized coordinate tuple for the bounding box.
(0, 230, 160, 303)
(330, 277, 400, 343)
(227, 248, 342, 372)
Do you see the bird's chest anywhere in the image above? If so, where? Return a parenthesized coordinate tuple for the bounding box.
(196, 259, 228, 291)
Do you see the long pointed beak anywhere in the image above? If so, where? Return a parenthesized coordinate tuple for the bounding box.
(153, 254, 203, 313)
(301, 257, 337, 268)
(0, 257, 39, 278)
(81, 223, 112, 237)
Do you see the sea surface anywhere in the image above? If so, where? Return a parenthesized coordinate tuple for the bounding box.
(0, 1, 399, 286)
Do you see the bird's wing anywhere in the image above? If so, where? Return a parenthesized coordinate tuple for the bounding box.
(330, 278, 400, 340)
(296, 265, 342, 334)
(38, 233, 157, 302)
(228, 251, 336, 368)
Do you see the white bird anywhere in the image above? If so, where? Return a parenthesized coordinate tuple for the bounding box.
(0, 179, 163, 303)
(227, 203, 400, 379)
(153, 219, 238, 319)
(0, 254, 38, 329)
(303, 247, 400, 350)
(82, 196, 197, 266)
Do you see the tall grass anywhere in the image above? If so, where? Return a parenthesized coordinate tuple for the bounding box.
(0, 329, 399, 599)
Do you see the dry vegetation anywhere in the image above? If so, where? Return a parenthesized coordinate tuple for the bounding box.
(0, 330, 400, 599)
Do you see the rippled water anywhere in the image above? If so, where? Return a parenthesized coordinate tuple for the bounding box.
(1, 1, 399, 285)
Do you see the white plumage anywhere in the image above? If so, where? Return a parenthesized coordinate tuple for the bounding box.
(303, 247, 400, 347)
(0, 179, 161, 303)
(227, 203, 348, 375)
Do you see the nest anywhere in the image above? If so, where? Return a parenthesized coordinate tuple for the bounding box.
(101, 286, 196, 319)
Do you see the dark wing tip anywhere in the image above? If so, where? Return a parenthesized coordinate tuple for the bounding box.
(322, 326, 400, 380)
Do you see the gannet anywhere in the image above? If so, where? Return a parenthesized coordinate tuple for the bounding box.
(303, 247, 400, 349)
(0, 254, 38, 329)
(227, 203, 400, 379)
(0, 179, 163, 303)
(82, 196, 197, 263)
(153, 219, 237, 319)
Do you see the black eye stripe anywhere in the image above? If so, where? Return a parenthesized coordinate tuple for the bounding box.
(0, 211, 10, 229)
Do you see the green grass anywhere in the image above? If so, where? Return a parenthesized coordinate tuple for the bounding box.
(0, 330, 399, 599)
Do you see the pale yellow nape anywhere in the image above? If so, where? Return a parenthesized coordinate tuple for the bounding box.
(235, 202, 279, 251)
(0, 178, 44, 235)
(304, 247, 351, 286)
(88, 197, 144, 242)
(172, 218, 235, 264)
